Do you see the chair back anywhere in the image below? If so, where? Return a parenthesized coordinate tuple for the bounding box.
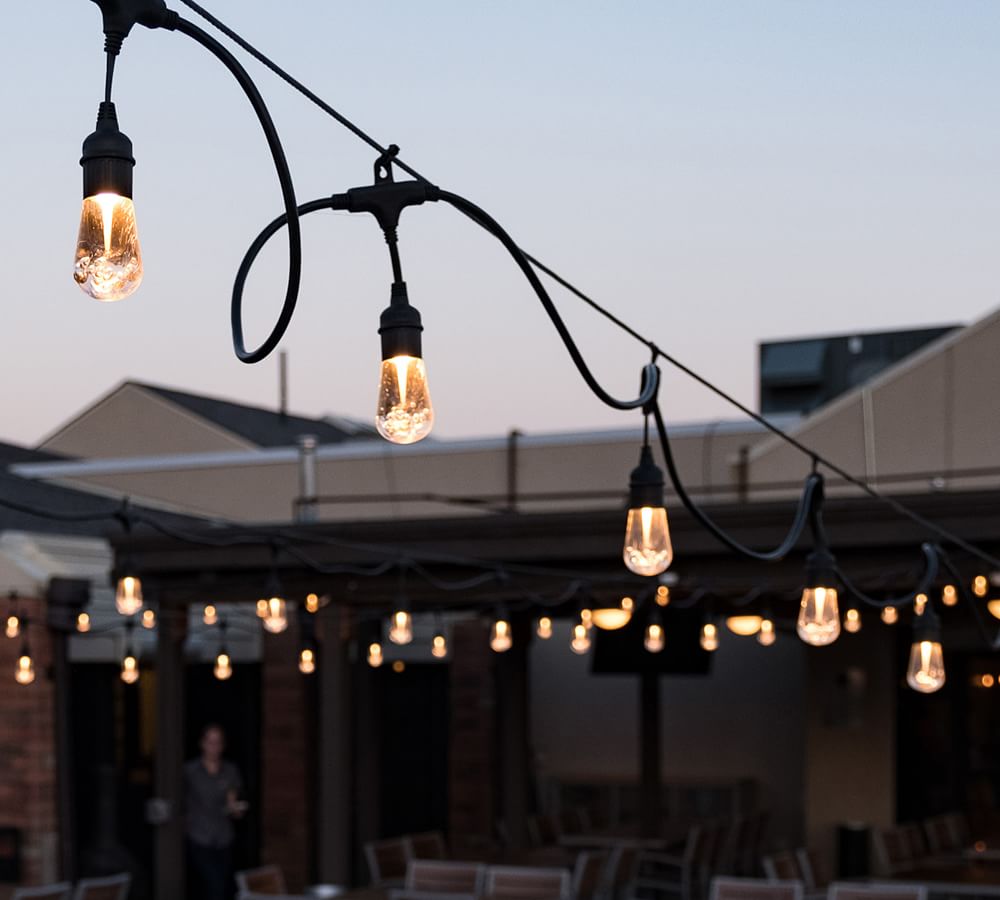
(605, 842, 640, 895)
(710, 878, 802, 900)
(871, 828, 910, 875)
(923, 816, 960, 853)
(366, 837, 412, 885)
(828, 882, 928, 900)
(407, 861, 486, 894)
(761, 852, 801, 883)
(899, 824, 926, 860)
(793, 849, 828, 891)
(486, 865, 571, 900)
(409, 832, 448, 860)
(12, 884, 72, 900)
(236, 864, 287, 895)
(527, 815, 561, 848)
(71, 874, 131, 900)
(572, 851, 608, 900)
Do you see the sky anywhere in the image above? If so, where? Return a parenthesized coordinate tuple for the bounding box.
(4, 1, 999, 447)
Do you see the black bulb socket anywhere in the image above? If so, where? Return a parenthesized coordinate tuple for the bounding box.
(81, 102, 135, 199)
(379, 282, 423, 361)
(912, 603, 942, 643)
(804, 548, 838, 590)
(627, 445, 665, 509)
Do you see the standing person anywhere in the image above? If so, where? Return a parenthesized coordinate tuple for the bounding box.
(185, 724, 248, 900)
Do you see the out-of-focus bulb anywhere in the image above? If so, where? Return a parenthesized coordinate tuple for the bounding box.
(655, 586, 671, 607)
(645, 621, 665, 653)
(15, 653, 35, 686)
(570, 624, 591, 655)
(6, 615, 20, 639)
(914, 593, 928, 616)
(490, 619, 512, 653)
(726, 615, 763, 637)
(256, 599, 268, 619)
(213, 652, 232, 681)
(141, 609, 156, 629)
(580, 609, 593, 631)
(375, 356, 434, 444)
(367, 642, 384, 668)
(116, 575, 143, 616)
(262, 597, 287, 634)
(797, 587, 840, 646)
(592, 597, 634, 631)
(881, 606, 899, 625)
(536, 617, 553, 640)
(623, 507, 673, 577)
(845, 608, 862, 633)
(974, 575, 989, 598)
(77, 612, 91, 633)
(941, 585, 958, 607)
(907, 640, 946, 693)
(431, 633, 448, 658)
(305, 593, 320, 614)
(120, 654, 140, 685)
(74, 193, 143, 301)
(298, 648, 316, 675)
(700, 622, 719, 652)
(757, 618, 776, 646)
(203, 604, 218, 626)
(988, 600, 1000, 620)
(389, 610, 413, 645)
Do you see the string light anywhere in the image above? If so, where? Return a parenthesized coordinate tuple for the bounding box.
(570, 623, 591, 655)
(6, 614, 20, 640)
(261, 596, 288, 635)
(142, 609, 156, 629)
(298, 647, 316, 675)
(797, 550, 841, 647)
(987, 599, 1000, 621)
(490, 616, 512, 653)
(367, 642, 384, 668)
(392, 660, 406, 673)
(974, 576, 989, 598)
(580, 609, 593, 631)
(256, 599, 268, 619)
(656, 586, 670, 607)
(881, 606, 899, 625)
(914, 593, 928, 616)
(644, 614, 665, 653)
(700, 621, 719, 652)
(592, 596, 634, 631)
(757, 618, 776, 647)
(906, 605, 946, 694)
(15, 648, 35, 686)
(535, 616, 553, 640)
(941, 584, 958, 607)
(115, 574, 143, 617)
(623, 443, 673, 577)
(726, 615, 763, 637)
(213, 650, 233, 681)
(389, 609, 413, 645)
(120, 653, 140, 685)
(431, 633, 448, 659)
(844, 608, 862, 634)
(305, 593, 320, 614)
(203, 604, 218, 626)
(76, 612, 91, 633)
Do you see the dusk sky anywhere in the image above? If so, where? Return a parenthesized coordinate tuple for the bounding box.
(5, 1, 999, 447)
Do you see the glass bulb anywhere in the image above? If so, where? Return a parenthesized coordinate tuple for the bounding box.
(536, 616, 553, 640)
(141, 609, 156, 629)
(120, 654, 140, 685)
(15, 654, 34, 686)
(213, 652, 233, 681)
(76, 612, 91, 633)
(974, 575, 989, 598)
(645, 622, 665, 653)
(490, 619, 512, 653)
(305, 593, 320, 614)
(389, 610, 413, 645)
(375, 356, 434, 444)
(116, 575, 143, 617)
(262, 597, 287, 634)
(256, 599, 268, 619)
(6, 615, 20, 639)
(700, 622, 719, 652)
(726, 615, 763, 637)
(367, 642, 384, 668)
(623, 506, 673, 576)
(203, 604, 218, 626)
(580, 609, 593, 631)
(988, 600, 1000, 620)
(570, 623, 591, 655)
(655, 586, 671, 607)
(941, 585, 958, 607)
(881, 606, 899, 625)
(298, 648, 316, 675)
(914, 593, 928, 616)
(592, 597, 634, 631)
(907, 640, 946, 693)
(844, 608, 862, 634)
(797, 586, 840, 646)
(74, 193, 142, 301)
(757, 618, 776, 646)
(431, 634, 448, 659)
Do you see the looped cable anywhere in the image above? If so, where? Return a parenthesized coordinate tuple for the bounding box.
(834, 543, 941, 610)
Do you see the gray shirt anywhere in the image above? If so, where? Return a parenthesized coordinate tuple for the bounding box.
(184, 759, 243, 848)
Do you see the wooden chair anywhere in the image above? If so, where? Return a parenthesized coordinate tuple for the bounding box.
(628, 836, 700, 900)
(607, 842, 641, 900)
(366, 837, 412, 886)
(405, 860, 486, 895)
(793, 849, 829, 892)
(527, 815, 562, 848)
(236, 865, 287, 895)
(572, 850, 609, 900)
(485, 865, 572, 900)
(709, 877, 802, 900)
(871, 828, 912, 876)
(899, 824, 927, 861)
(761, 852, 801, 883)
(827, 882, 927, 900)
(71, 874, 131, 900)
(12, 885, 72, 900)
(409, 831, 449, 860)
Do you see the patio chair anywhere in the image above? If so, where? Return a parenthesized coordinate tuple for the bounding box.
(628, 836, 700, 900)
(12, 884, 72, 900)
(236, 865, 287, 895)
(793, 849, 829, 892)
(405, 860, 486, 895)
(409, 831, 449, 860)
(871, 828, 912, 876)
(827, 882, 927, 900)
(606, 842, 642, 900)
(527, 814, 562, 848)
(365, 837, 412, 886)
(709, 877, 802, 900)
(485, 865, 572, 900)
(761, 852, 801, 883)
(71, 873, 131, 900)
(572, 850, 609, 900)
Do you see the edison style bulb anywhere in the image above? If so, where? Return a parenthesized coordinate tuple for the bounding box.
(536, 617, 553, 640)
(645, 621, 665, 653)
(914, 593, 928, 616)
(907, 640, 946, 693)
(15, 653, 35, 686)
(623, 506, 673, 577)
(797, 587, 840, 646)
(375, 356, 434, 444)
(580, 609, 593, 631)
(389, 610, 413, 645)
(141, 609, 156, 629)
(592, 597, 634, 631)
(941, 585, 958, 607)
(256, 599, 268, 619)
(726, 615, 763, 637)
(5, 615, 20, 639)
(881, 606, 899, 625)
(490, 619, 512, 653)
(203, 604, 218, 626)
(974, 575, 989, 598)
(116, 575, 143, 616)
(431, 634, 448, 659)
(655, 586, 671, 607)
(757, 618, 776, 646)
(570, 624, 591, 655)
(298, 648, 316, 675)
(262, 597, 287, 634)
(367, 642, 384, 668)
(77, 612, 91, 633)
(213, 652, 233, 681)
(700, 622, 719, 652)
(844, 608, 862, 634)
(74, 193, 143, 301)
(305, 593, 320, 614)
(120, 654, 140, 685)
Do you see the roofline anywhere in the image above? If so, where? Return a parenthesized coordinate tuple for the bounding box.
(758, 321, 964, 349)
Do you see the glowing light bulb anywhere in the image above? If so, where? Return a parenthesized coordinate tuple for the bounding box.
(907, 640, 946, 693)
(74, 192, 142, 301)
(256, 599, 268, 619)
(203, 604, 218, 626)
(988, 599, 1000, 620)
(213, 652, 233, 681)
(115, 575, 143, 617)
(726, 615, 763, 637)
(570, 624, 591, 655)
(77, 612, 91, 633)
(431, 634, 448, 658)
(655, 586, 671, 607)
(881, 606, 898, 625)
(580, 609, 593, 631)
(368, 642, 384, 668)
(914, 593, 928, 616)
(120, 654, 140, 685)
(392, 660, 406, 674)
(141, 609, 156, 629)
(983, 674, 996, 689)
(262, 597, 287, 634)
(645, 621, 665, 653)
(389, 610, 413, 645)
(15, 653, 35, 686)
(536, 617, 553, 640)
(490, 619, 512, 653)
(375, 356, 434, 444)
(844, 608, 862, 634)
(797, 587, 841, 646)
(941, 585, 958, 607)
(700, 622, 719, 652)
(305, 593, 320, 614)
(757, 618, 776, 646)
(623, 446, 673, 576)
(298, 648, 316, 675)
(592, 597, 634, 631)
(974, 576, 989, 598)
(6, 615, 20, 639)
